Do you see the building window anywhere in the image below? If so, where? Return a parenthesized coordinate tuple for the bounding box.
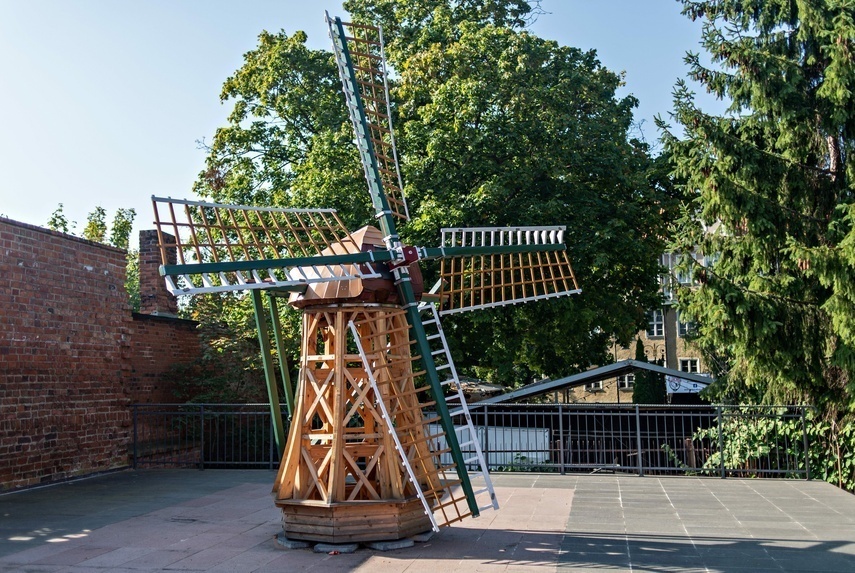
(679, 358, 699, 373)
(676, 311, 696, 337)
(585, 381, 603, 392)
(661, 251, 703, 301)
(617, 374, 634, 389)
(647, 310, 664, 337)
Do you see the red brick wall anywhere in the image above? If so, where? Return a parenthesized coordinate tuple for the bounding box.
(0, 218, 133, 489)
(0, 219, 201, 490)
(138, 230, 178, 316)
(128, 313, 199, 404)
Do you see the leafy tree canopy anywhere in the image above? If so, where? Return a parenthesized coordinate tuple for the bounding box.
(194, 0, 673, 386)
(660, 0, 855, 410)
(82, 206, 108, 243)
(47, 204, 73, 234)
(109, 208, 136, 251)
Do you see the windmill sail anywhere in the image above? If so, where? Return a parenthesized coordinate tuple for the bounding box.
(151, 196, 381, 296)
(327, 13, 409, 221)
(438, 226, 581, 314)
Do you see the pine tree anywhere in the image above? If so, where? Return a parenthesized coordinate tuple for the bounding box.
(659, 1, 855, 409)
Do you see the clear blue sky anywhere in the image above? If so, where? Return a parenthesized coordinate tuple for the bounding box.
(0, 1, 723, 248)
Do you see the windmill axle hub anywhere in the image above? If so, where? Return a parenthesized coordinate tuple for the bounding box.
(388, 245, 420, 270)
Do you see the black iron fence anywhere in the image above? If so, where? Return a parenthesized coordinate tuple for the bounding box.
(130, 403, 811, 478)
(131, 404, 288, 469)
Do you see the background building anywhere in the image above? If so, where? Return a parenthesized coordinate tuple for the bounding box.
(565, 253, 707, 404)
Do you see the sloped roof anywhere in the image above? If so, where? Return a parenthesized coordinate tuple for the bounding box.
(470, 360, 713, 406)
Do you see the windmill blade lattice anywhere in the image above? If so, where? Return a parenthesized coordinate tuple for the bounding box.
(327, 13, 409, 221)
(152, 196, 380, 295)
(438, 226, 581, 315)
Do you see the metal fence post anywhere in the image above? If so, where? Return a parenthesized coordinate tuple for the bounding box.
(801, 407, 811, 480)
(558, 404, 565, 475)
(132, 405, 138, 470)
(199, 404, 205, 471)
(717, 406, 725, 479)
(483, 405, 490, 471)
(634, 405, 643, 477)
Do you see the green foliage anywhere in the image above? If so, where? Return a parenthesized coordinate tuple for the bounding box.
(661, 1, 855, 410)
(171, 294, 300, 403)
(194, 29, 371, 230)
(677, 408, 855, 493)
(82, 206, 108, 243)
(196, 0, 672, 387)
(107, 208, 140, 311)
(694, 407, 793, 475)
(109, 208, 136, 250)
(125, 250, 140, 312)
(806, 411, 855, 492)
(632, 338, 666, 404)
(47, 203, 73, 233)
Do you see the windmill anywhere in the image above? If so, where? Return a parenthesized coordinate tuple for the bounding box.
(151, 13, 580, 544)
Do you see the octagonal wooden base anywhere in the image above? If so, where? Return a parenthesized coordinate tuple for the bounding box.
(276, 497, 432, 543)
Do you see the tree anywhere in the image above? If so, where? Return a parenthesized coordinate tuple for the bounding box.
(195, 0, 671, 385)
(47, 204, 72, 234)
(125, 251, 140, 312)
(105, 207, 140, 312)
(632, 338, 666, 404)
(109, 208, 136, 250)
(82, 206, 107, 243)
(660, 1, 855, 410)
(195, 29, 370, 229)
(172, 293, 301, 403)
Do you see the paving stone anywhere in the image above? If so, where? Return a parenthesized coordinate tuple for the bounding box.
(365, 538, 415, 551)
(312, 542, 359, 554)
(274, 534, 310, 550)
(410, 531, 436, 543)
(3, 470, 855, 573)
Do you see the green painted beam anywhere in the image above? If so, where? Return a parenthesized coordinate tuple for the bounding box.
(266, 293, 295, 417)
(160, 250, 395, 278)
(251, 290, 287, 457)
(160, 242, 565, 278)
(397, 270, 480, 517)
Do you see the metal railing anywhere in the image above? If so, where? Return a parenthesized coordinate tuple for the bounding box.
(452, 404, 810, 478)
(130, 403, 810, 478)
(131, 404, 288, 469)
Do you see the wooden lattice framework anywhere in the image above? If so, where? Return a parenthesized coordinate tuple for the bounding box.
(151, 196, 378, 295)
(329, 17, 409, 220)
(439, 226, 580, 314)
(273, 305, 470, 542)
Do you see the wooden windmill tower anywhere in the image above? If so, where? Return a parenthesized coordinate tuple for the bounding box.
(151, 13, 580, 544)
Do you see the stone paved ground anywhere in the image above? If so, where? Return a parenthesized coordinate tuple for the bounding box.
(1, 470, 853, 572)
